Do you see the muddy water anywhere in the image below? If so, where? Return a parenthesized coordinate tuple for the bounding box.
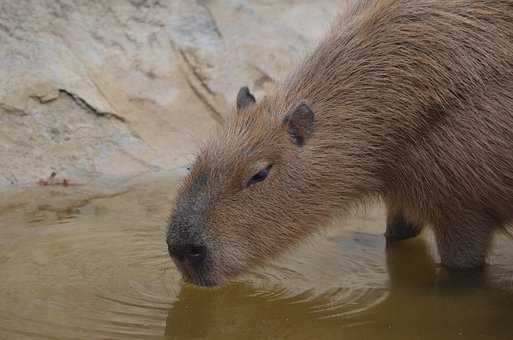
(1, 173, 513, 340)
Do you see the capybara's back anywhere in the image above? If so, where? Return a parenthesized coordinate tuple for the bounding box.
(167, 0, 513, 286)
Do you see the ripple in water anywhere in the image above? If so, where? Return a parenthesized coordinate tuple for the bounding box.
(240, 231, 390, 320)
(0, 181, 178, 340)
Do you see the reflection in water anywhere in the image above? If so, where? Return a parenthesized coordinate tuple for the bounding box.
(1, 176, 513, 339)
(165, 230, 389, 339)
(166, 235, 513, 340)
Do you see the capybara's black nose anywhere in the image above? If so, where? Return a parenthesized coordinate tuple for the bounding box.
(169, 243, 207, 266)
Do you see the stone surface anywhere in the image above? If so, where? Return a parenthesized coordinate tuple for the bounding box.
(0, 0, 344, 187)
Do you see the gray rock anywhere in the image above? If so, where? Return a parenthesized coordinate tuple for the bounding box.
(0, 0, 343, 187)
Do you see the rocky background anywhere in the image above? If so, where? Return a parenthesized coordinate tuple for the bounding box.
(0, 0, 344, 187)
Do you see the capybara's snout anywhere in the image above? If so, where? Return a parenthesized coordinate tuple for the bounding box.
(167, 240, 208, 267)
(167, 220, 207, 261)
(166, 218, 221, 286)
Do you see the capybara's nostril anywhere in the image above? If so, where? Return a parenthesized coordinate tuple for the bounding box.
(185, 244, 207, 265)
(169, 243, 207, 266)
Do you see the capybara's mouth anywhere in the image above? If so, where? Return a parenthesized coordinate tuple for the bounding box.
(182, 274, 218, 287)
(173, 260, 219, 287)
(180, 269, 219, 287)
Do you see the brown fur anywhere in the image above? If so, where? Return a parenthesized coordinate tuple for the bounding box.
(167, 0, 513, 286)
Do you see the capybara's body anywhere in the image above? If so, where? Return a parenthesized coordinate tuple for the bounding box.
(167, 0, 513, 286)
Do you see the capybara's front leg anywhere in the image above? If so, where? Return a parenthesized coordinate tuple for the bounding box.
(385, 209, 423, 241)
(434, 217, 494, 269)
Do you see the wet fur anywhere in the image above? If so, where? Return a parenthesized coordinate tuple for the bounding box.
(169, 0, 513, 284)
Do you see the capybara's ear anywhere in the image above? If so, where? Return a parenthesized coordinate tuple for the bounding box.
(283, 102, 314, 146)
(236, 86, 256, 111)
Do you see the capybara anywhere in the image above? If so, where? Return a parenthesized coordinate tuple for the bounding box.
(167, 0, 513, 286)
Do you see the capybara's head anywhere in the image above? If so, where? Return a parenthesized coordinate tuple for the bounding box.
(167, 87, 340, 286)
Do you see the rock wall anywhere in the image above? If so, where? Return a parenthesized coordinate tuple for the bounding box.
(0, 0, 343, 186)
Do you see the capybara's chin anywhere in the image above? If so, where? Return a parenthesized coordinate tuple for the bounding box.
(172, 258, 221, 287)
(181, 269, 220, 288)
(179, 261, 250, 288)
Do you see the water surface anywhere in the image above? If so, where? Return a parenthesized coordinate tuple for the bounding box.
(1, 174, 513, 339)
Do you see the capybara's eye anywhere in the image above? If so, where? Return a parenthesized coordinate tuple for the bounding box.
(247, 164, 272, 187)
